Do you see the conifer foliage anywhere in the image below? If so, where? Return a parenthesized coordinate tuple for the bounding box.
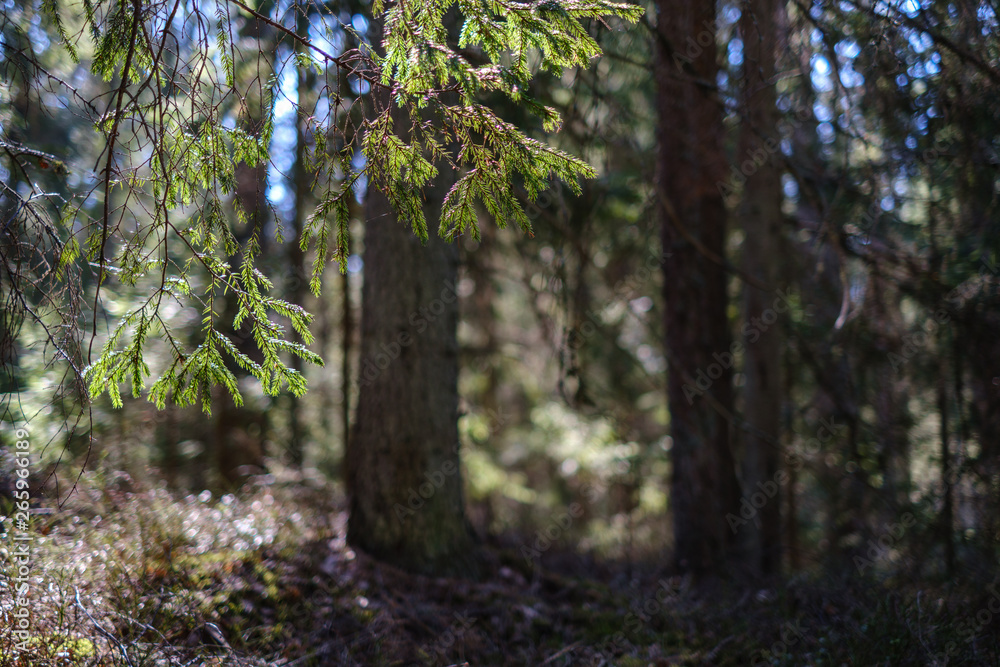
(3, 0, 642, 412)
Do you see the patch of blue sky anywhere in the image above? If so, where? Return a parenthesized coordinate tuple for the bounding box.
(817, 122, 836, 144)
(351, 150, 367, 205)
(266, 59, 301, 220)
(909, 31, 933, 54)
(833, 40, 865, 88)
(351, 14, 369, 36)
(727, 37, 743, 68)
(782, 173, 799, 200)
(311, 14, 346, 56)
(900, 0, 922, 18)
(814, 102, 833, 123)
(811, 54, 833, 93)
(979, 4, 998, 32)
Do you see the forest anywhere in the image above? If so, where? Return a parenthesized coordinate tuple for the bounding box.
(1, 0, 999, 663)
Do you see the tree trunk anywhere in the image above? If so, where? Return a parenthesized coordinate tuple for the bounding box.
(738, 0, 784, 575)
(783, 353, 800, 571)
(216, 11, 273, 486)
(938, 348, 955, 576)
(287, 8, 317, 468)
(655, 0, 741, 575)
(347, 185, 482, 576)
(340, 260, 352, 460)
(967, 317, 1000, 556)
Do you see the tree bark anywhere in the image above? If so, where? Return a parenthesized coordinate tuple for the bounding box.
(938, 347, 955, 576)
(347, 179, 483, 576)
(215, 7, 274, 486)
(287, 7, 317, 468)
(655, 0, 741, 575)
(738, 0, 784, 575)
(340, 260, 352, 461)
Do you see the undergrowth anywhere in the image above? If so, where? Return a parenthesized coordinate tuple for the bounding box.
(1, 471, 998, 666)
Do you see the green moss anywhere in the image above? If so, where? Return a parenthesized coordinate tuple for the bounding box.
(0, 635, 96, 660)
(573, 609, 626, 642)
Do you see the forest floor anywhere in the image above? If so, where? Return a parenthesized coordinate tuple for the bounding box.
(1, 473, 999, 666)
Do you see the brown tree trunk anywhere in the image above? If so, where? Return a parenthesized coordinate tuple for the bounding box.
(738, 0, 784, 575)
(346, 39, 480, 573)
(340, 261, 352, 459)
(347, 181, 482, 576)
(938, 348, 955, 576)
(783, 354, 800, 571)
(948, 11, 1000, 556)
(863, 276, 912, 520)
(287, 8, 316, 468)
(655, 0, 741, 575)
(216, 8, 273, 486)
(967, 307, 1000, 556)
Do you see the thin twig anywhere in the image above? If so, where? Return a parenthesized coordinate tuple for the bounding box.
(224, 0, 386, 88)
(91, 0, 143, 362)
(540, 641, 583, 665)
(74, 587, 135, 667)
